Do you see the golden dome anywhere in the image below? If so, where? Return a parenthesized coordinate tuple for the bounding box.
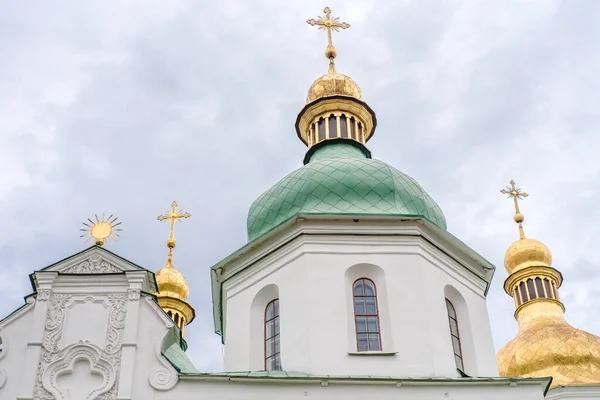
(504, 237, 552, 274)
(155, 255, 189, 301)
(306, 71, 362, 104)
(497, 303, 600, 387)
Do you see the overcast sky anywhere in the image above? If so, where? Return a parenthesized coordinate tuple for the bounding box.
(1, 0, 600, 372)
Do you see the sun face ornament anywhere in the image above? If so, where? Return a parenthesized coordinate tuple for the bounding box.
(80, 214, 122, 246)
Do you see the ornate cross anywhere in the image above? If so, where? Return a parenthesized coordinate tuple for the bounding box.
(307, 7, 350, 57)
(500, 180, 528, 214)
(157, 201, 191, 247)
(500, 180, 528, 238)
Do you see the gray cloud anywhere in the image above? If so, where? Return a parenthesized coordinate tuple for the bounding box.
(1, 0, 600, 371)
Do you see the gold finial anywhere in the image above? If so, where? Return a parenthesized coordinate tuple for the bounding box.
(501, 180, 529, 239)
(307, 7, 350, 73)
(157, 201, 191, 267)
(80, 214, 122, 246)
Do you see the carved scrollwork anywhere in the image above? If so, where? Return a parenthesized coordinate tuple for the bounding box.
(42, 342, 115, 400)
(33, 292, 128, 399)
(37, 289, 52, 301)
(63, 254, 120, 274)
(127, 289, 140, 301)
(149, 342, 178, 391)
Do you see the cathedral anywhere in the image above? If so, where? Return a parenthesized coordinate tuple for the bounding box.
(1, 7, 600, 400)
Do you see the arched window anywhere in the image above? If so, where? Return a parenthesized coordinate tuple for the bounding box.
(353, 278, 381, 351)
(519, 281, 529, 303)
(350, 116, 356, 140)
(318, 117, 326, 141)
(340, 114, 348, 138)
(265, 299, 281, 370)
(167, 310, 172, 318)
(446, 299, 464, 371)
(328, 114, 337, 138)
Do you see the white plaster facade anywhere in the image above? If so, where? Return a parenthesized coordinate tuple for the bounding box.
(0, 217, 594, 399)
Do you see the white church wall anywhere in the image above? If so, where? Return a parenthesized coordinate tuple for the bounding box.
(167, 378, 547, 400)
(0, 300, 35, 396)
(220, 230, 498, 378)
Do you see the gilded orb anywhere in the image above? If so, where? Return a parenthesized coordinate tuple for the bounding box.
(514, 212, 524, 223)
(325, 45, 337, 59)
(504, 238, 552, 274)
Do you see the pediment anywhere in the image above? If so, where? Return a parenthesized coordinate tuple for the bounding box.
(39, 246, 146, 274)
(30, 246, 157, 292)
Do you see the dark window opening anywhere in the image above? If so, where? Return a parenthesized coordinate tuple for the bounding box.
(353, 278, 381, 351)
(519, 281, 529, 303)
(265, 299, 281, 370)
(535, 278, 545, 299)
(328, 114, 337, 138)
(340, 114, 348, 138)
(527, 278, 537, 300)
(318, 117, 326, 141)
(446, 299, 464, 371)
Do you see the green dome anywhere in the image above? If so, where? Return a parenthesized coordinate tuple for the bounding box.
(247, 141, 446, 241)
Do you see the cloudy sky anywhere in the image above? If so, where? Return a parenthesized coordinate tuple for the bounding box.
(1, 0, 600, 372)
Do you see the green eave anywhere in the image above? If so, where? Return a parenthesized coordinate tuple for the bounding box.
(210, 215, 496, 341)
(161, 329, 200, 374)
(179, 370, 551, 394)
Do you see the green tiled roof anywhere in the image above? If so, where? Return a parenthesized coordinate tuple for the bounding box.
(161, 330, 200, 374)
(247, 141, 446, 241)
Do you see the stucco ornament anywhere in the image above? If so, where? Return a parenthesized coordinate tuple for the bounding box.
(63, 254, 121, 274)
(127, 289, 140, 301)
(33, 293, 128, 399)
(37, 289, 52, 301)
(149, 341, 178, 391)
(42, 342, 115, 400)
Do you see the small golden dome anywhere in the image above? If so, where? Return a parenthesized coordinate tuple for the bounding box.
(306, 71, 362, 104)
(497, 307, 600, 386)
(504, 237, 552, 274)
(155, 256, 189, 301)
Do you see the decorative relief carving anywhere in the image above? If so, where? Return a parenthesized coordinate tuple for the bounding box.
(43, 342, 115, 400)
(37, 290, 52, 301)
(127, 289, 140, 301)
(63, 254, 121, 274)
(149, 342, 178, 391)
(33, 292, 128, 400)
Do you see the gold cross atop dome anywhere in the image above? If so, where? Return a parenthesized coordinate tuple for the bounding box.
(157, 201, 191, 250)
(307, 7, 350, 72)
(80, 214, 122, 246)
(501, 180, 529, 239)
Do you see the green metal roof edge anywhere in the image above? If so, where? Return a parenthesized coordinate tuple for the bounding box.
(211, 214, 496, 340)
(161, 329, 200, 374)
(178, 370, 551, 390)
(29, 245, 158, 293)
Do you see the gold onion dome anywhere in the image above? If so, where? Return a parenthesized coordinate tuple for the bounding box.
(155, 255, 189, 301)
(497, 180, 600, 387)
(504, 238, 552, 275)
(306, 68, 362, 104)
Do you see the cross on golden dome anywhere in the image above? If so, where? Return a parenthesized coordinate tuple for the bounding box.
(501, 180, 529, 239)
(307, 7, 350, 72)
(157, 201, 191, 251)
